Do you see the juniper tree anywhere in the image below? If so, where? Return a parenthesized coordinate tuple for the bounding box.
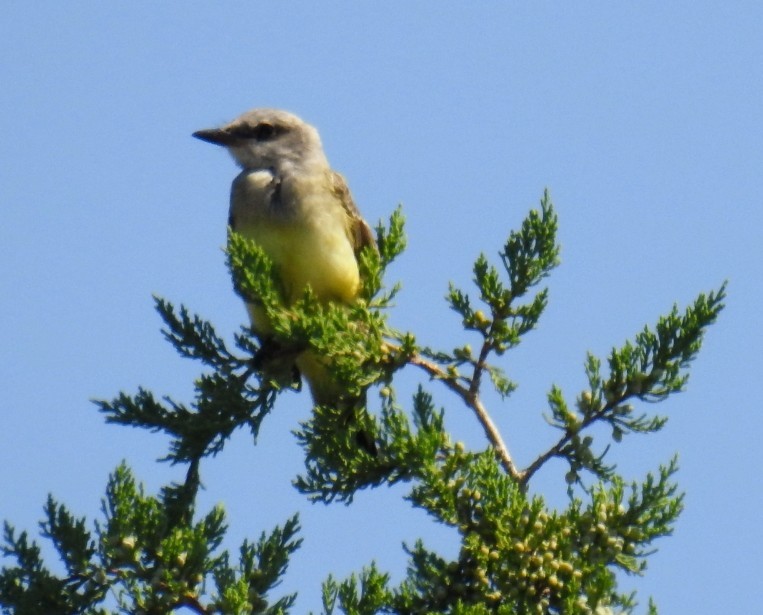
(1, 191, 725, 614)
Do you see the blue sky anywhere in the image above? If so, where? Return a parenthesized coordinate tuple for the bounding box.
(1, 3, 761, 612)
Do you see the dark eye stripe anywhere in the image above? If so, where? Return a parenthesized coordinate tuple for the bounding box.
(232, 122, 283, 142)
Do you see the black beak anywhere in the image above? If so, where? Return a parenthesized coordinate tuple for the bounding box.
(192, 128, 238, 146)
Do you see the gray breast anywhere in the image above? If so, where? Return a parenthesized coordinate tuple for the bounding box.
(229, 168, 283, 228)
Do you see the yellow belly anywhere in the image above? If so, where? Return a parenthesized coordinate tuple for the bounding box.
(232, 176, 361, 406)
(238, 206, 359, 333)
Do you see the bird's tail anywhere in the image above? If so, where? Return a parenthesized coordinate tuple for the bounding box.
(296, 351, 378, 456)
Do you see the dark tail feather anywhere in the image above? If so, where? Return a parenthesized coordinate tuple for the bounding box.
(354, 423, 378, 456)
(341, 392, 378, 457)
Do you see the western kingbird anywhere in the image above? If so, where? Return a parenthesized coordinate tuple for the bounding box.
(193, 108, 376, 451)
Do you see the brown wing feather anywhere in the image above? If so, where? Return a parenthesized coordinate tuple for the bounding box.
(330, 171, 377, 254)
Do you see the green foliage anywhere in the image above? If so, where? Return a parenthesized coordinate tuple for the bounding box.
(1, 463, 298, 614)
(212, 515, 301, 614)
(294, 386, 449, 504)
(439, 190, 560, 403)
(1, 194, 724, 614)
(360, 205, 406, 305)
(95, 298, 282, 465)
(1, 511, 108, 615)
(533, 285, 726, 487)
(319, 563, 392, 615)
(389, 449, 682, 614)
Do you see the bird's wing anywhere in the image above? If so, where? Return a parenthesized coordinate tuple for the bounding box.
(330, 171, 377, 254)
(228, 169, 280, 230)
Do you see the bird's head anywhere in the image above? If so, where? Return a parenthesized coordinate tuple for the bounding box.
(193, 108, 327, 171)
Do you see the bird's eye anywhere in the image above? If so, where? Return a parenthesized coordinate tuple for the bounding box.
(248, 123, 278, 141)
(253, 123, 275, 141)
(230, 122, 284, 142)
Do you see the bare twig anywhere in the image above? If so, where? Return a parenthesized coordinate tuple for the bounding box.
(407, 352, 522, 482)
(520, 400, 620, 488)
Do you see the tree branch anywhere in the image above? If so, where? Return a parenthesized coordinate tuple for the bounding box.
(407, 352, 522, 482)
(469, 332, 493, 398)
(520, 399, 621, 488)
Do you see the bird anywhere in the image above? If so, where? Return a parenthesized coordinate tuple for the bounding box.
(193, 108, 377, 453)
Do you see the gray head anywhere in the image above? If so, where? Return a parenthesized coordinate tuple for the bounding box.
(193, 108, 328, 171)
